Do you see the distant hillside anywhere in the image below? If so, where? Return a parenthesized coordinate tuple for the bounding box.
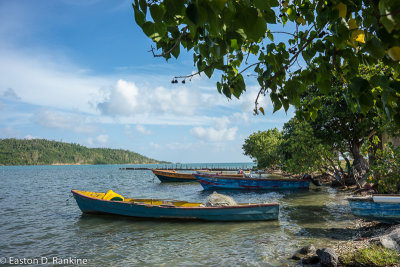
(0, 138, 168, 165)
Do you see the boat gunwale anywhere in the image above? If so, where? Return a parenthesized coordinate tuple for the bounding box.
(194, 174, 309, 182)
(373, 194, 400, 197)
(347, 196, 374, 202)
(71, 190, 279, 209)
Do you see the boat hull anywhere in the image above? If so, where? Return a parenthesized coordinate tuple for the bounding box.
(72, 190, 279, 221)
(194, 175, 310, 190)
(348, 197, 400, 224)
(152, 169, 196, 182)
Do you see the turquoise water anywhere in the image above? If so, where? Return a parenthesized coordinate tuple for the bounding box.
(0, 164, 355, 266)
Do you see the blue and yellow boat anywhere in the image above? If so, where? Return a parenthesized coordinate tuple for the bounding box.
(194, 174, 310, 190)
(71, 190, 279, 221)
(347, 195, 400, 224)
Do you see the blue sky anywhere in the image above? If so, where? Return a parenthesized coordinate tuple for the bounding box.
(0, 0, 294, 163)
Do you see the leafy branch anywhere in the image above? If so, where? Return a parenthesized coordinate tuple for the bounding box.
(149, 26, 189, 58)
(254, 23, 328, 114)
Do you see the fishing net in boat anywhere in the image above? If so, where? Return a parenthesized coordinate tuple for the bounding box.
(205, 191, 237, 206)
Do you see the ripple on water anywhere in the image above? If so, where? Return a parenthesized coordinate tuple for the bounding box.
(0, 165, 357, 266)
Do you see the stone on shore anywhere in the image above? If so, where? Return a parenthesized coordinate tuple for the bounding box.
(370, 225, 400, 252)
(316, 248, 338, 267)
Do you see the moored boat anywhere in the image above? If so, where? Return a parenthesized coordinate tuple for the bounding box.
(151, 169, 196, 182)
(347, 195, 400, 224)
(152, 169, 247, 182)
(194, 174, 310, 190)
(71, 190, 279, 221)
(195, 169, 249, 177)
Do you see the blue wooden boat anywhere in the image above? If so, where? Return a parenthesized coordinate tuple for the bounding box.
(194, 174, 310, 190)
(347, 196, 400, 224)
(71, 190, 279, 221)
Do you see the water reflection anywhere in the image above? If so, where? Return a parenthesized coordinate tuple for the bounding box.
(0, 165, 357, 266)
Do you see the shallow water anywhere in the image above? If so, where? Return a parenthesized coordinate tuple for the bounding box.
(0, 164, 356, 266)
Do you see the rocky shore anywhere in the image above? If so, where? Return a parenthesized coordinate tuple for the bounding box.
(290, 212, 400, 266)
(264, 168, 400, 266)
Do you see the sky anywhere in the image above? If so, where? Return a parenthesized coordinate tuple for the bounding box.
(0, 0, 294, 163)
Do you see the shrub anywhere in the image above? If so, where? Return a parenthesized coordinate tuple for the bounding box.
(370, 143, 400, 194)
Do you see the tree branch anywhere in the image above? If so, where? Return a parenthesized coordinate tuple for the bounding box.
(149, 26, 189, 58)
(254, 23, 328, 113)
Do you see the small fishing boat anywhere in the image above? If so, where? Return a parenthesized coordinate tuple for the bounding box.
(347, 195, 400, 224)
(194, 174, 310, 190)
(71, 190, 279, 221)
(151, 169, 196, 182)
(152, 169, 246, 182)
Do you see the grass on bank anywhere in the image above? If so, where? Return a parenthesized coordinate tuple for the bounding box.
(341, 245, 400, 266)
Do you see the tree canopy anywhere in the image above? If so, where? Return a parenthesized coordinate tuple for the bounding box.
(242, 128, 282, 168)
(132, 0, 400, 124)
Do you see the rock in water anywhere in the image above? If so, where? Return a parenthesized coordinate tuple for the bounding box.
(205, 191, 237, 206)
(316, 248, 338, 267)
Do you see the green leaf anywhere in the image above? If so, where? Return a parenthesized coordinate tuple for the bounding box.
(232, 74, 246, 99)
(316, 77, 331, 94)
(230, 39, 239, 50)
(254, 0, 269, 10)
(349, 77, 370, 95)
(165, 0, 185, 16)
(357, 93, 374, 113)
(248, 16, 267, 41)
(150, 4, 165, 23)
(270, 93, 282, 112)
(263, 8, 276, 24)
(267, 30, 274, 41)
(204, 66, 214, 78)
(282, 98, 290, 112)
(310, 111, 318, 120)
(365, 37, 385, 59)
(222, 84, 232, 98)
(268, 0, 279, 7)
(171, 44, 180, 59)
(186, 4, 199, 25)
(133, 4, 146, 27)
(139, 0, 147, 14)
(217, 82, 222, 93)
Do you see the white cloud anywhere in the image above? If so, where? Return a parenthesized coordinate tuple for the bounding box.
(24, 134, 37, 140)
(97, 80, 199, 117)
(97, 79, 139, 116)
(0, 46, 106, 114)
(87, 134, 109, 146)
(33, 109, 97, 134)
(190, 117, 238, 142)
(135, 125, 151, 135)
(96, 134, 108, 144)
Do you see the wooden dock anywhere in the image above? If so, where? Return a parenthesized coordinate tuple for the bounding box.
(120, 165, 250, 171)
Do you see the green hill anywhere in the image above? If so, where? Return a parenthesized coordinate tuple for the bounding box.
(0, 138, 168, 165)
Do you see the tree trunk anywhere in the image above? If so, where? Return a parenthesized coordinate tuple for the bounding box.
(349, 140, 369, 187)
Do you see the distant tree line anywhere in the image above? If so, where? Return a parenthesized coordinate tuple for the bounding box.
(0, 138, 168, 165)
